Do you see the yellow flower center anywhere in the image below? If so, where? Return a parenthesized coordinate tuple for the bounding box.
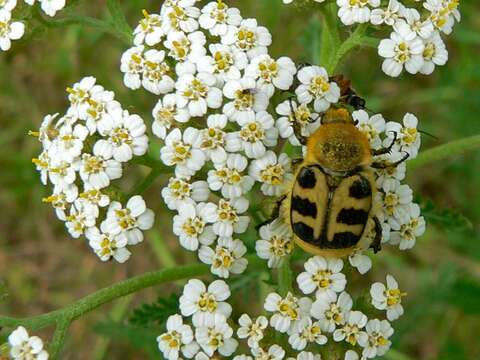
(309, 76, 330, 97)
(240, 122, 265, 143)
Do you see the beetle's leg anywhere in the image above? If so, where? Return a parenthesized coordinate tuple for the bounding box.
(371, 152, 410, 169)
(372, 131, 398, 156)
(369, 216, 382, 253)
(255, 195, 287, 230)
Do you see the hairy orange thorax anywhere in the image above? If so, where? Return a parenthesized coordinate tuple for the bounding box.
(305, 108, 372, 172)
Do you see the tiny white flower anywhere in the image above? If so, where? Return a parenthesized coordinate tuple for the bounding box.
(237, 314, 268, 348)
(67, 76, 103, 116)
(333, 311, 368, 346)
(42, 188, 77, 221)
(165, 30, 206, 63)
(296, 66, 340, 112)
(223, 77, 269, 123)
(378, 27, 425, 77)
(32, 151, 52, 186)
(397, 8, 434, 40)
(173, 202, 217, 251)
(133, 9, 164, 46)
(102, 195, 155, 245)
(78, 151, 122, 190)
(377, 179, 413, 225)
(287, 352, 322, 360)
(157, 314, 194, 360)
(424, 0, 460, 35)
(94, 111, 148, 162)
(0, 0, 16, 11)
(199, 0, 242, 36)
(373, 149, 407, 187)
(251, 344, 285, 360)
(389, 203, 425, 250)
(419, 31, 448, 75)
(353, 110, 385, 150)
(179, 279, 232, 326)
(227, 111, 278, 159)
(199, 236, 248, 278)
(256, 219, 294, 268)
(370, 274, 406, 321)
(141, 49, 175, 95)
(64, 202, 96, 238)
(385, 113, 421, 157)
(361, 319, 394, 358)
(288, 317, 328, 351)
(48, 158, 77, 191)
(38, 0, 65, 17)
(197, 43, 248, 84)
(86, 227, 131, 263)
(337, 0, 380, 25)
(249, 151, 293, 196)
(370, 0, 404, 26)
(344, 350, 362, 360)
(162, 176, 209, 211)
(175, 70, 223, 117)
(264, 292, 312, 333)
(212, 197, 250, 237)
(8, 326, 49, 360)
(51, 123, 88, 162)
(162, 0, 200, 33)
(297, 256, 347, 298)
(275, 99, 320, 146)
(207, 153, 254, 199)
(222, 18, 272, 59)
(348, 249, 372, 274)
(199, 114, 229, 163)
(245, 55, 296, 97)
(152, 94, 191, 139)
(160, 128, 206, 177)
(80, 89, 123, 135)
(120, 46, 146, 90)
(195, 313, 238, 356)
(310, 291, 353, 333)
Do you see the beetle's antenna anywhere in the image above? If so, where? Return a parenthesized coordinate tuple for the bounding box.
(418, 129, 439, 141)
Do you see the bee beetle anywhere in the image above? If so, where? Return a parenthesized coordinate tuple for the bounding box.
(270, 106, 408, 258)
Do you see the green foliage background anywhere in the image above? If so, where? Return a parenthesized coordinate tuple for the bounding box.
(0, 0, 479, 359)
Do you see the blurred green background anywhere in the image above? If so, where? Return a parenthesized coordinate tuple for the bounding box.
(0, 0, 479, 359)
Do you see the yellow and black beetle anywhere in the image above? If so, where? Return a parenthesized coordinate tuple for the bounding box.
(264, 94, 408, 257)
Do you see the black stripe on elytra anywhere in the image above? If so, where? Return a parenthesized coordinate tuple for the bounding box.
(332, 231, 361, 248)
(292, 196, 318, 218)
(349, 177, 372, 199)
(297, 167, 317, 189)
(336, 208, 369, 225)
(293, 222, 314, 243)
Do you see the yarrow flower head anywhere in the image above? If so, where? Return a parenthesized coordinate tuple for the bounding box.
(8, 326, 49, 360)
(31, 77, 154, 262)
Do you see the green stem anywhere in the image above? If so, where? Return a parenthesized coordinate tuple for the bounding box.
(278, 257, 293, 296)
(0, 256, 265, 332)
(408, 134, 480, 171)
(327, 23, 369, 73)
(49, 318, 71, 360)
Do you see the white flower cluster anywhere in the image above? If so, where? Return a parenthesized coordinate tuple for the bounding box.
(32, 76, 154, 263)
(282, 0, 460, 78)
(0, 0, 66, 51)
(120, 0, 332, 278)
(7, 326, 49, 360)
(158, 266, 407, 359)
